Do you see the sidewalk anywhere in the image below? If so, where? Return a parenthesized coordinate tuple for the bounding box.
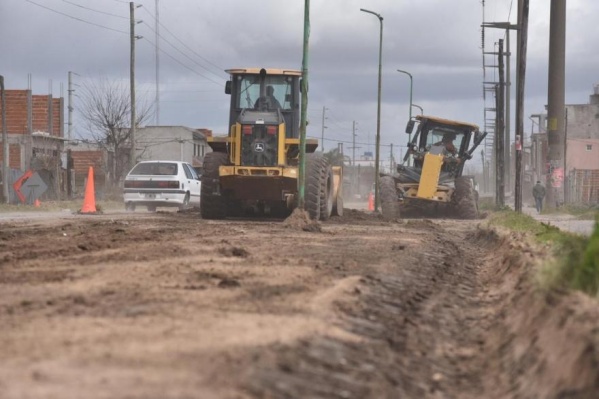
(522, 203, 596, 237)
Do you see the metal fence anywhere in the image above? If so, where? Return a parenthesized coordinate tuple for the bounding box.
(567, 169, 599, 204)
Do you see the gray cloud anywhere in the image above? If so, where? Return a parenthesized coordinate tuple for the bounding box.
(1, 0, 597, 165)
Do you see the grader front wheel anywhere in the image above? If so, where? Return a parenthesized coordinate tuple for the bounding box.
(380, 175, 400, 221)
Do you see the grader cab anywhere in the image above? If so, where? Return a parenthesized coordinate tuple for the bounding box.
(379, 115, 486, 220)
(200, 68, 343, 220)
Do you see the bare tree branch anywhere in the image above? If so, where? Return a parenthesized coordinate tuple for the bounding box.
(77, 78, 153, 184)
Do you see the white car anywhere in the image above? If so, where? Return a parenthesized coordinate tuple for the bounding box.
(123, 161, 201, 211)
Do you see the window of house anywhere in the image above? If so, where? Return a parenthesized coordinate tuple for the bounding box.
(586, 144, 593, 151)
(194, 144, 205, 157)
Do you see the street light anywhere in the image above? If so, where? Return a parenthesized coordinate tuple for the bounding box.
(397, 69, 413, 121)
(360, 8, 383, 212)
(412, 104, 424, 115)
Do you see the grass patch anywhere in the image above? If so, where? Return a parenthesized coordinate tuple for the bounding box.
(489, 210, 599, 297)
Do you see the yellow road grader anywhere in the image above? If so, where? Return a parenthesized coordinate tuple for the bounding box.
(200, 68, 343, 220)
(379, 115, 486, 220)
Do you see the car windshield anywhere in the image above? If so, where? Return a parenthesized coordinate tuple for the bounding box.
(129, 162, 178, 176)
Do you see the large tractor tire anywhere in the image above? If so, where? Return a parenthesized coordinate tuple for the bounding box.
(332, 191, 343, 217)
(453, 176, 479, 219)
(319, 164, 334, 221)
(331, 166, 344, 217)
(304, 153, 325, 220)
(200, 151, 229, 220)
(380, 175, 400, 221)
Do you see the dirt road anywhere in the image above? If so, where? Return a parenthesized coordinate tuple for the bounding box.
(1, 209, 598, 398)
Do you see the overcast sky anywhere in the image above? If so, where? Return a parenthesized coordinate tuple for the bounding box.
(1, 0, 597, 167)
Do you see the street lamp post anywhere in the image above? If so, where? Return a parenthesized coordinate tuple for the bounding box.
(412, 104, 424, 115)
(397, 69, 413, 157)
(360, 8, 383, 212)
(397, 69, 413, 121)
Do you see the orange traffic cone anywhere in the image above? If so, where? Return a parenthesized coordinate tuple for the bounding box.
(368, 192, 375, 211)
(34, 199, 41, 207)
(80, 166, 97, 213)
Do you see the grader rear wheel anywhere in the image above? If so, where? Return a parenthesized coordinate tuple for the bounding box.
(453, 176, 478, 219)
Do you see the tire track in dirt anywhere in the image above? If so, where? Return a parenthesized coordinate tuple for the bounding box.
(242, 219, 599, 399)
(1, 211, 598, 399)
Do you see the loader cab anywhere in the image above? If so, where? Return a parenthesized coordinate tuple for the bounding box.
(225, 68, 301, 139)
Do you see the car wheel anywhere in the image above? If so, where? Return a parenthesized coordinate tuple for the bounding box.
(179, 192, 190, 210)
(125, 202, 136, 212)
(147, 205, 157, 212)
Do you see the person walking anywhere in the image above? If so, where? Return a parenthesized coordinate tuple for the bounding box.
(532, 180, 546, 213)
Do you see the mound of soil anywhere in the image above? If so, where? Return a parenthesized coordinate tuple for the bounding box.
(283, 208, 322, 232)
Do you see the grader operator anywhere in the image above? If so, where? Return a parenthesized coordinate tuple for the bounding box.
(200, 68, 342, 220)
(379, 115, 486, 220)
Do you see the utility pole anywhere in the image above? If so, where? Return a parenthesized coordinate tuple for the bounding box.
(320, 106, 328, 152)
(352, 121, 357, 168)
(545, 0, 565, 209)
(495, 81, 505, 208)
(495, 40, 505, 208)
(481, 149, 486, 193)
(67, 71, 73, 141)
(1, 75, 9, 203)
(505, 28, 512, 191)
(155, 0, 160, 125)
(130, 2, 141, 170)
(482, 23, 517, 190)
(297, 0, 310, 209)
(514, 0, 530, 213)
(389, 143, 394, 172)
(350, 121, 361, 197)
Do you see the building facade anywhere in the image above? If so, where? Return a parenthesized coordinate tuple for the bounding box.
(0, 89, 66, 201)
(529, 85, 599, 204)
(135, 126, 211, 171)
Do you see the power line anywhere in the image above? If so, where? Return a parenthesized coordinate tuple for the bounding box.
(24, 0, 128, 35)
(141, 37, 223, 86)
(140, 21, 225, 82)
(140, 6, 226, 78)
(61, 0, 128, 19)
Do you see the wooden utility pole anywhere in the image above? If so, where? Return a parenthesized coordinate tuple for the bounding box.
(67, 71, 74, 141)
(514, 0, 529, 213)
(352, 121, 357, 167)
(1, 75, 9, 203)
(130, 2, 138, 170)
(320, 106, 327, 152)
(495, 39, 505, 208)
(481, 149, 486, 193)
(545, 0, 566, 209)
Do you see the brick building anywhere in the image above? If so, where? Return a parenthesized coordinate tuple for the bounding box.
(0, 89, 66, 201)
